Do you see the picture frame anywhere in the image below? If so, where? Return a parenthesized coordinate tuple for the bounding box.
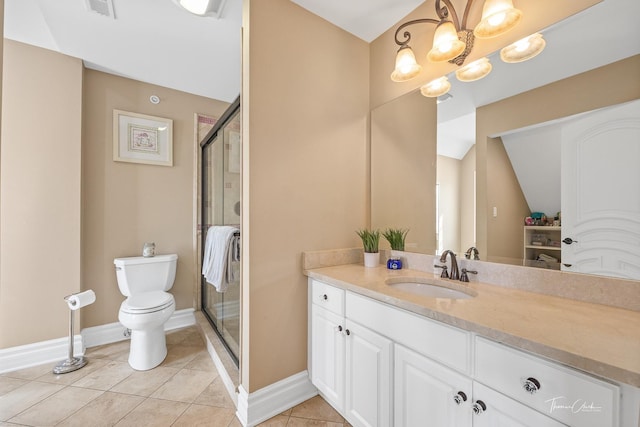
(113, 109, 173, 166)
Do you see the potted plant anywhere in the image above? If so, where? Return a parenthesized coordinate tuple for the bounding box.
(356, 229, 380, 267)
(382, 228, 409, 251)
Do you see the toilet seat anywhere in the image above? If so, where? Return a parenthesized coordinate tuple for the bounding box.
(121, 291, 174, 314)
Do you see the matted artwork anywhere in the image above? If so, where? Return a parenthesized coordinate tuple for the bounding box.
(113, 110, 173, 166)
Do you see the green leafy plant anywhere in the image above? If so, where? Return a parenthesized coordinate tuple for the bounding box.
(382, 228, 409, 251)
(356, 229, 380, 253)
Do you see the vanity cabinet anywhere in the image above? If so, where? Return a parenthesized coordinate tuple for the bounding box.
(475, 337, 619, 427)
(310, 303, 345, 412)
(308, 278, 622, 427)
(309, 280, 392, 427)
(344, 319, 392, 427)
(394, 344, 472, 426)
(472, 382, 566, 427)
(394, 343, 566, 427)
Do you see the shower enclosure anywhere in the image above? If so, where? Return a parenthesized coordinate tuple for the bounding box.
(201, 97, 241, 365)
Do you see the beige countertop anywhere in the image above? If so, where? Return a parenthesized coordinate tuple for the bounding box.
(305, 263, 640, 388)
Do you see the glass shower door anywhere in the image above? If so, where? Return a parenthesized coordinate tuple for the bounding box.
(201, 99, 241, 364)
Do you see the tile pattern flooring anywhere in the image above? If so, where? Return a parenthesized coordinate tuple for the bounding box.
(0, 326, 348, 426)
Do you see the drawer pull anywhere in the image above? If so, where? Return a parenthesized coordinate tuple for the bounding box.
(322, 294, 328, 300)
(453, 391, 467, 405)
(522, 377, 541, 394)
(472, 400, 486, 415)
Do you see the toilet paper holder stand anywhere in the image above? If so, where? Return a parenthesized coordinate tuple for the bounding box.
(53, 293, 88, 374)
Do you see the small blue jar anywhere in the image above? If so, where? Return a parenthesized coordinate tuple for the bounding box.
(387, 258, 403, 270)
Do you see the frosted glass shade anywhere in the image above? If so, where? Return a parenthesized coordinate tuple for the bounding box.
(427, 21, 466, 63)
(177, 0, 225, 17)
(420, 76, 451, 97)
(501, 33, 546, 63)
(474, 0, 522, 38)
(391, 45, 423, 82)
(455, 57, 492, 82)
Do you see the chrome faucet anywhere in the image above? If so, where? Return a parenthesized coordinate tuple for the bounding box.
(464, 246, 480, 260)
(439, 250, 460, 281)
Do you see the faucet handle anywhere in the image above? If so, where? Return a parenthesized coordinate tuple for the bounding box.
(434, 264, 449, 279)
(460, 268, 478, 282)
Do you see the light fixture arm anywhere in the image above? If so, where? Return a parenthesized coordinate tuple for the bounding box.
(394, 18, 440, 47)
(435, 0, 459, 30)
(393, 0, 482, 47)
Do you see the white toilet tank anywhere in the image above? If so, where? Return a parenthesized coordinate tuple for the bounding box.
(114, 254, 178, 296)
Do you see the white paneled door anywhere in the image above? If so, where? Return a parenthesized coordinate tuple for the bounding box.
(561, 99, 640, 280)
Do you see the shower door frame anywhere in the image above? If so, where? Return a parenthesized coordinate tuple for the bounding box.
(200, 96, 241, 367)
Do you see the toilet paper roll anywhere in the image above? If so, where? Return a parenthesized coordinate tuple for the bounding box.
(66, 290, 96, 311)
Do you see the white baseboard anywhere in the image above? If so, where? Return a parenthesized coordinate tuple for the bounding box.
(164, 308, 196, 332)
(236, 371, 318, 427)
(0, 335, 84, 374)
(0, 308, 196, 374)
(82, 308, 196, 348)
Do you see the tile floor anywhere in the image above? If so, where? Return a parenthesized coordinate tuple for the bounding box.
(0, 326, 348, 426)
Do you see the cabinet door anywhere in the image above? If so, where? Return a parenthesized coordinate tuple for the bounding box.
(472, 382, 566, 427)
(344, 319, 393, 427)
(394, 344, 472, 427)
(311, 304, 345, 412)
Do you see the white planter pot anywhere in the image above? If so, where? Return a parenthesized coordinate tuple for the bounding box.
(364, 252, 381, 268)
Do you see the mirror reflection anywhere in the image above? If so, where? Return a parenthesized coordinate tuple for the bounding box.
(371, 0, 640, 280)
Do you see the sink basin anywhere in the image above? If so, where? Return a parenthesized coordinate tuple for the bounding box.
(385, 277, 476, 299)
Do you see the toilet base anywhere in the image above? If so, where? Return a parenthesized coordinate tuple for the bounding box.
(128, 326, 168, 371)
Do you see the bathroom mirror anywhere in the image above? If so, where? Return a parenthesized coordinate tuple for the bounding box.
(370, 0, 640, 280)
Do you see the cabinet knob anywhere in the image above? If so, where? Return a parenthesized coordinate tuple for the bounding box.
(322, 294, 328, 300)
(522, 377, 541, 394)
(345, 329, 351, 336)
(453, 391, 467, 405)
(336, 325, 343, 332)
(562, 237, 578, 245)
(472, 400, 487, 415)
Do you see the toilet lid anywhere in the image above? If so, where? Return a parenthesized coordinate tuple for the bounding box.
(121, 291, 174, 313)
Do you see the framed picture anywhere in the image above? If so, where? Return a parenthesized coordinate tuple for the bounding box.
(113, 110, 173, 166)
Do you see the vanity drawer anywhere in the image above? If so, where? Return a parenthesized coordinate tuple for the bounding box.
(310, 279, 344, 316)
(346, 291, 471, 374)
(475, 337, 619, 427)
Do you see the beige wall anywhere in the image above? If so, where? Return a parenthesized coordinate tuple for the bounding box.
(1, 41, 83, 348)
(437, 155, 461, 254)
(82, 69, 228, 328)
(476, 55, 640, 258)
(485, 137, 529, 263)
(242, 0, 369, 391)
(369, 0, 600, 109)
(372, 91, 436, 254)
(459, 146, 476, 252)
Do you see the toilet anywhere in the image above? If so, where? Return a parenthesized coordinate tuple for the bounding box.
(114, 253, 178, 370)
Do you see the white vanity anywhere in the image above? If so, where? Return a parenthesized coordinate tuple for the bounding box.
(305, 259, 640, 427)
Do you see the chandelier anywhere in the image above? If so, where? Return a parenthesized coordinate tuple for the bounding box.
(391, 0, 546, 97)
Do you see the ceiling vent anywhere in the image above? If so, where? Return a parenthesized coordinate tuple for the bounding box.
(85, 0, 116, 19)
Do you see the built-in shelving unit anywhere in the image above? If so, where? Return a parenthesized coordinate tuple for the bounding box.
(523, 225, 561, 270)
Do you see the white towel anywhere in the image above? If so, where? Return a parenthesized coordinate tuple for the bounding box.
(202, 226, 239, 292)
